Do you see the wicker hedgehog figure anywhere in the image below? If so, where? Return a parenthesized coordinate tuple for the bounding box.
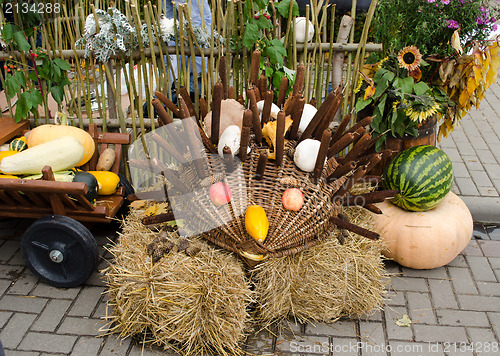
(129, 52, 397, 265)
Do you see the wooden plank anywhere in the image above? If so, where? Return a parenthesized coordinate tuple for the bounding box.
(0, 191, 15, 205)
(0, 179, 88, 195)
(97, 132, 131, 145)
(0, 117, 30, 145)
(73, 194, 96, 211)
(42, 168, 66, 215)
(7, 190, 31, 206)
(111, 144, 122, 174)
(23, 191, 49, 208)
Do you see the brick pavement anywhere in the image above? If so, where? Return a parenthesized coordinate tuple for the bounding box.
(0, 219, 499, 355)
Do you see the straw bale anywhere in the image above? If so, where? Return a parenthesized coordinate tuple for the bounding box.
(250, 205, 389, 325)
(102, 203, 254, 356)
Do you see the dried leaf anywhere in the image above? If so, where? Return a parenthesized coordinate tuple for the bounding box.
(144, 202, 169, 216)
(459, 89, 469, 106)
(130, 200, 147, 209)
(466, 77, 477, 95)
(262, 117, 293, 149)
(451, 30, 463, 55)
(395, 314, 412, 327)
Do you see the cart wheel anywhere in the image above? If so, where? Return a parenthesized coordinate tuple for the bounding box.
(21, 215, 98, 288)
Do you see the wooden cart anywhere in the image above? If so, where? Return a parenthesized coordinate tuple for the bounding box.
(0, 124, 131, 288)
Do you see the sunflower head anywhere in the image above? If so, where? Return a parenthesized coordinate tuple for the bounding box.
(397, 46, 423, 71)
(405, 96, 440, 123)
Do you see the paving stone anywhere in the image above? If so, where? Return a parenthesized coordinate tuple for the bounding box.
(413, 324, 468, 343)
(389, 277, 428, 292)
(457, 295, 500, 312)
(487, 312, 500, 341)
(245, 329, 275, 352)
(466, 327, 498, 354)
(0, 312, 37, 349)
(489, 257, 500, 269)
(329, 337, 359, 355)
(476, 149, 499, 164)
(451, 162, 470, 178)
(0, 279, 12, 296)
(438, 136, 456, 148)
(463, 155, 483, 171)
(362, 309, 383, 322)
(275, 334, 330, 354)
(490, 144, 500, 162)
(461, 240, 484, 256)
(473, 224, 490, 240)
(492, 179, 500, 195)
(359, 322, 385, 355)
(0, 265, 24, 280)
(385, 290, 405, 306)
(280, 319, 302, 334)
(428, 279, 459, 309)
(0, 240, 20, 263)
(70, 336, 105, 356)
(406, 292, 437, 325)
(482, 132, 500, 145)
(457, 142, 476, 156)
(2, 350, 39, 356)
(455, 177, 480, 196)
(85, 269, 106, 287)
(486, 226, 500, 241)
(477, 281, 500, 296)
(31, 282, 81, 299)
(448, 267, 478, 295)
(470, 170, 494, 187)
(384, 306, 413, 341)
(466, 255, 497, 281)
(470, 137, 490, 150)
(0, 311, 12, 329)
(8, 271, 38, 295)
(99, 335, 132, 356)
(7, 249, 26, 266)
(478, 186, 499, 196)
(479, 240, 500, 257)
(450, 183, 461, 195)
(443, 147, 462, 162)
(18, 332, 77, 353)
(400, 267, 447, 279)
(436, 310, 489, 327)
(305, 320, 357, 337)
(93, 300, 109, 319)
(0, 295, 48, 313)
(32, 299, 72, 332)
(446, 254, 468, 267)
(58, 316, 102, 336)
(384, 260, 401, 275)
(68, 286, 105, 317)
(389, 341, 444, 355)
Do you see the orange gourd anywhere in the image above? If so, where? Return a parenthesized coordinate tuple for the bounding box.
(27, 124, 95, 167)
(371, 192, 472, 269)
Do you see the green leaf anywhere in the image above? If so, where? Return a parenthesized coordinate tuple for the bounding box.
(53, 58, 71, 71)
(26, 88, 43, 107)
(283, 66, 296, 82)
(272, 70, 285, 91)
(1, 23, 14, 41)
(12, 31, 31, 52)
(243, 23, 259, 49)
(15, 92, 31, 123)
(276, 0, 299, 18)
(264, 65, 274, 78)
(413, 81, 430, 96)
(50, 85, 65, 104)
(4, 74, 20, 100)
(253, 0, 267, 10)
(266, 46, 284, 66)
(377, 93, 387, 118)
(27, 71, 38, 82)
(355, 97, 372, 112)
(255, 16, 273, 30)
(400, 77, 414, 94)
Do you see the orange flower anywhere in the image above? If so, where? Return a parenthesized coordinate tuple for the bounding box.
(409, 67, 422, 82)
(397, 46, 422, 71)
(364, 85, 376, 100)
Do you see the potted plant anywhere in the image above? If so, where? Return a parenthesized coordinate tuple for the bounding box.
(355, 0, 500, 151)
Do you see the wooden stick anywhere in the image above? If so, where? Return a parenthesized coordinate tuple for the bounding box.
(328, 133, 355, 158)
(276, 111, 286, 167)
(255, 151, 268, 180)
(330, 113, 352, 144)
(277, 76, 288, 107)
(219, 56, 228, 99)
(180, 86, 198, 123)
(344, 132, 372, 161)
(211, 82, 223, 144)
(155, 91, 181, 118)
(313, 90, 343, 140)
(152, 98, 174, 126)
(342, 190, 399, 206)
(330, 215, 379, 240)
(289, 96, 305, 140)
(250, 50, 261, 85)
(247, 88, 263, 145)
(346, 116, 373, 134)
(261, 90, 273, 125)
(142, 211, 175, 225)
(151, 132, 185, 163)
(239, 126, 251, 161)
(333, 165, 368, 198)
(292, 62, 305, 96)
(328, 161, 357, 182)
(223, 146, 235, 173)
(299, 88, 338, 142)
(314, 129, 332, 183)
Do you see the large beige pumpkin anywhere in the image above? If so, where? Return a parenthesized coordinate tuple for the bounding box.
(372, 192, 473, 269)
(27, 124, 95, 167)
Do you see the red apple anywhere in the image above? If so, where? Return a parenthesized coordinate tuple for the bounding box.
(282, 188, 304, 211)
(209, 182, 232, 206)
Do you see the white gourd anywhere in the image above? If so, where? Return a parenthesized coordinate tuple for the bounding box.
(0, 136, 85, 175)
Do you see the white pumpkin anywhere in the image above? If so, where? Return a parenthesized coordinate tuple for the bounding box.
(371, 192, 473, 269)
(294, 17, 315, 43)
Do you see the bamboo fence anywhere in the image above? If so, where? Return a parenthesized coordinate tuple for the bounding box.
(0, 0, 381, 142)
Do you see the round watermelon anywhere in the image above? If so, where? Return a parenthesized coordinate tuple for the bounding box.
(382, 145, 453, 212)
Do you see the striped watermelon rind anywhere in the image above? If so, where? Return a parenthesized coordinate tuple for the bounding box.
(9, 138, 27, 152)
(382, 145, 453, 212)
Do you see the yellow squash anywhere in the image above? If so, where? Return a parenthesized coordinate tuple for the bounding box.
(87, 171, 120, 195)
(0, 174, 19, 179)
(0, 151, 18, 173)
(245, 205, 269, 243)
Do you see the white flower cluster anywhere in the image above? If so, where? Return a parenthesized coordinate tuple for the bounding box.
(76, 8, 220, 62)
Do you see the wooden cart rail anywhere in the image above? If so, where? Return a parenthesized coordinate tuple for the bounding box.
(0, 124, 131, 224)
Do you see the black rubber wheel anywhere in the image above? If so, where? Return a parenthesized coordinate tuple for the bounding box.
(21, 215, 98, 288)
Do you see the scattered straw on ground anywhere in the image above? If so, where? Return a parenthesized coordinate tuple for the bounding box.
(251, 204, 389, 325)
(102, 204, 254, 356)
